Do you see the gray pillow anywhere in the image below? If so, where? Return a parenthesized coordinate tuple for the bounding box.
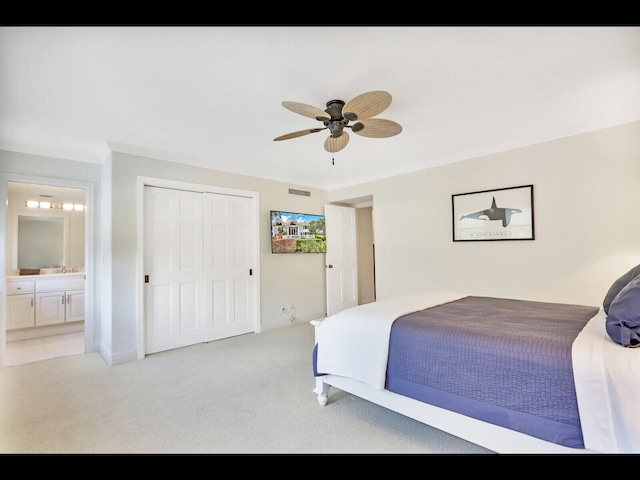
(603, 264, 640, 314)
(605, 274, 640, 347)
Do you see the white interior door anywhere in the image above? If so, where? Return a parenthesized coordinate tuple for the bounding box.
(203, 193, 255, 341)
(325, 204, 358, 316)
(144, 186, 204, 354)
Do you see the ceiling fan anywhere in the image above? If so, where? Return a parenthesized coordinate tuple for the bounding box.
(273, 90, 402, 153)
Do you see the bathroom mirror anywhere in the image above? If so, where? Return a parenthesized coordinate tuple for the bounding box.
(17, 214, 67, 269)
(6, 181, 85, 273)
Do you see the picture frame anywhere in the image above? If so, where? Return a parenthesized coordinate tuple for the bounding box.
(452, 185, 534, 242)
(270, 210, 326, 253)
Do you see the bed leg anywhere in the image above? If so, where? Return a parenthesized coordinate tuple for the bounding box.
(310, 320, 330, 406)
(313, 376, 330, 406)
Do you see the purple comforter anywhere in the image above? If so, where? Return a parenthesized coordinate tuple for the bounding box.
(385, 296, 599, 449)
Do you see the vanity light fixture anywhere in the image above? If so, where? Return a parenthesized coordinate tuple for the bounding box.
(25, 200, 85, 211)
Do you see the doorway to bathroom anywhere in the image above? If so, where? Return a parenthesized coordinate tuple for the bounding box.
(2, 177, 93, 367)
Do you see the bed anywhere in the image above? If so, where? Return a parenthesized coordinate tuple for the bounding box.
(311, 269, 640, 454)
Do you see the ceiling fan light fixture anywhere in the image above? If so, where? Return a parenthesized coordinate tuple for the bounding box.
(274, 91, 401, 153)
(328, 122, 345, 138)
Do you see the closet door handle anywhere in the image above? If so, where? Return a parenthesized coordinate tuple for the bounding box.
(62, 294, 66, 305)
(67, 294, 70, 304)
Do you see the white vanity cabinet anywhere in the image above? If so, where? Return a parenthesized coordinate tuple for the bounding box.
(6, 280, 35, 330)
(6, 274, 84, 330)
(35, 291, 67, 326)
(66, 289, 85, 323)
(35, 275, 85, 326)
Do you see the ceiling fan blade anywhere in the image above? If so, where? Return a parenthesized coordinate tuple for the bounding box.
(282, 101, 331, 120)
(352, 118, 402, 138)
(324, 131, 350, 153)
(274, 128, 325, 141)
(342, 91, 392, 121)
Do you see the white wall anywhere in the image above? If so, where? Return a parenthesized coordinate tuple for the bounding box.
(330, 121, 640, 307)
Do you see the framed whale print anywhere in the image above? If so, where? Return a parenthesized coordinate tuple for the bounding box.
(452, 185, 534, 242)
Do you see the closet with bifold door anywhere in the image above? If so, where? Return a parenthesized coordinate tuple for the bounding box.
(144, 185, 256, 355)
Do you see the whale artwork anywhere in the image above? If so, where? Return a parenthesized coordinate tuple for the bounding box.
(452, 185, 534, 241)
(459, 196, 522, 227)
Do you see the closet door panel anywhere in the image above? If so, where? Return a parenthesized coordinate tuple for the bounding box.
(203, 193, 255, 341)
(144, 186, 204, 354)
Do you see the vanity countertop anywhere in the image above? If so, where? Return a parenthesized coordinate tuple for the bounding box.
(6, 272, 85, 279)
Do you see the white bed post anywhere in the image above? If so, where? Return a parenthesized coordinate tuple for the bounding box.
(310, 320, 330, 406)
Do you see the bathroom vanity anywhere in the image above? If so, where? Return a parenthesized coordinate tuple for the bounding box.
(6, 272, 85, 341)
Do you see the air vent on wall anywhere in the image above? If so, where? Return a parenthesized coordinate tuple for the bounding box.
(288, 188, 310, 197)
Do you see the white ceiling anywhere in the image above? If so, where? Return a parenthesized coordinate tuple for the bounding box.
(1, 26, 639, 191)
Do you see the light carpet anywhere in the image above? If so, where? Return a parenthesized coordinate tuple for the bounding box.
(0, 321, 494, 454)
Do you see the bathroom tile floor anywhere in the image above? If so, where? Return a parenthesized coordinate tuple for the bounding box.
(5, 332, 85, 366)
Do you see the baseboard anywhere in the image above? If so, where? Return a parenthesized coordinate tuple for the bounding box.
(7, 321, 84, 342)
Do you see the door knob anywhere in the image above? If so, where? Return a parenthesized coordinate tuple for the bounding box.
(326, 264, 333, 268)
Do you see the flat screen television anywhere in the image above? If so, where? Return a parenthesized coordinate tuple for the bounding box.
(270, 210, 326, 254)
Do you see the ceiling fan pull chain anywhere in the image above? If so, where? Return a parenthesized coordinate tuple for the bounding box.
(332, 156, 335, 165)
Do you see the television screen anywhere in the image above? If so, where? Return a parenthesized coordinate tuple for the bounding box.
(270, 210, 326, 254)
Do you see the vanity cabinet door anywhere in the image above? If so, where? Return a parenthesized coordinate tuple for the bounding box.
(35, 291, 66, 326)
(7, 293, 35, 330)
(66, 290, 85, 323)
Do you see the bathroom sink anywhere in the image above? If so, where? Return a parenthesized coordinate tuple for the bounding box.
(39, 268, 84, 275)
